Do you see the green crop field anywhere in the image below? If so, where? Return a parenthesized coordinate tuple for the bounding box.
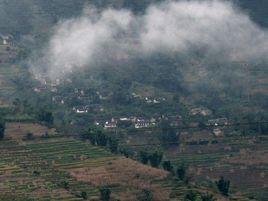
(2, 127, 217, 201)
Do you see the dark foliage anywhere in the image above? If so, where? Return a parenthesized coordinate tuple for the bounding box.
(162, 160, 173, 172)
(149, 151, 163, 168)
(176, 164, 186, 181)
(216, 176, 230, 196)
(137, 189, 153, 201)
(100, 186, 111, 201)
(0, 119, 5, 140)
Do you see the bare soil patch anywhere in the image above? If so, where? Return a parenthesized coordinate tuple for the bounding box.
(5, 122, 56, 140)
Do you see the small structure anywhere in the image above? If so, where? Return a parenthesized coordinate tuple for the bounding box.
(73, 106, 88, 114)
(207, 118, 228, 126)
(94, 121, 100, 126)
(153, 99, 161, 104)
(190, 107, 212, 116)
(168, 115, 182, 127)
(132, 92, 141, 98)
(135, 119, 151, 129)
(0, 34, 13, 45)
(104, 118, 117, 129)
(120, 117, 131, 121)
(213, 128, 223, 137)
(33, 86, 46, 93)
(52, 96, 65, 105)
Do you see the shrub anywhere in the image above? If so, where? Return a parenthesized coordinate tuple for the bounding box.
(149, 151, 163, 168)
(139, 151, 149, 164)
(81, 191, 87, 200)
(162, 160, 173, 172)
(201, 193, 216, 201)
(100, 186, 111, 201)
(25, 132, 34, 140)
(184, 190, 199, 201)
(216, 176, 230, 196)
(137, 189, 153, 201)
(176, 164, 186, 181)
(61, 180, 69, 190)
(0, 119, 5, 140)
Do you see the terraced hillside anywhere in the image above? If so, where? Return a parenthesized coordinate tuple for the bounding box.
(0, 43, 22, 107)
(169, 131, 268, 200)
(123, 127, 268, 200)
(0, 122, 233, 201)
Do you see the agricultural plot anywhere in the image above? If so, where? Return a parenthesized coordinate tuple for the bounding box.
(0, 122, 228, 201)
(0, 63, 25, 106)
(166, 133, 268, 200)
(119, 127, 267, 200)
(5, 122, 56, 140)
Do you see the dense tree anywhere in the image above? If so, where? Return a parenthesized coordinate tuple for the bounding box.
(25, 132, 34, 140)
(61, 180, 69, 190)
(81, 127, 98, 144)
(159, 120, 179, 147)
(137, 189, 153, 201)
(0, 119, 5, 140)
(149, 151, 163, 168)
(119, 148, 134, 158)
(100, 186, 111, 201)
(216, 176, 230, 196)
(96, 130, 108, 146)
(176, 164, 186, 181)
(184, 190, 199, 201)
(201, 193, 216, 201)
(37, 109, 54, 126)
(81, 191, 87, 200)
(139, 151, 149, 165)
(108, 138, 118, 153)
(162, 160, 173, 172)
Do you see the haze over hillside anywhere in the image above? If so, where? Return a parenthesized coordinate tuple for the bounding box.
(26, 0, 268, 81)
(0, 0, 267, 200)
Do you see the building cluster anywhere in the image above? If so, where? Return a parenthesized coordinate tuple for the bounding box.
(132, 93, 166, 104)
(94, 115, 183, 130)
(95, 117, 156, 129)
(190, 107, 212, 116)
(207, 118, 229, 126)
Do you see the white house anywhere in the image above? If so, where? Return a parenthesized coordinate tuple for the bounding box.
(135, 119, 151, 129)
(73, 106, 88, 114)
(104, 118, 117, 129)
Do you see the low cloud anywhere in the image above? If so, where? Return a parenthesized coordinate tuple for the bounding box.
(30, 0, 268, 80)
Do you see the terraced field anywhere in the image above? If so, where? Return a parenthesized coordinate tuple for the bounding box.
(167, 133, 268, 201)
(1, 123, 226, 201)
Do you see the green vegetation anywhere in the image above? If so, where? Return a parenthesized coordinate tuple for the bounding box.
(176, 164, 186, 181)
(162, 160, 173, 172)
(216, 176, 230, 196)
(37, 109, 54, 126)
(201, 193, 216, 201)
(137, 189, 153, 201)
(99, 186, 111, 201)
(138, 150, 163, 168)
(0, 118, 5, 140)
(0, 0, 267, 200)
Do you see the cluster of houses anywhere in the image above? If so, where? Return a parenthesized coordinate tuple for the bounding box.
(97, 117, 156, 129)
(94, 115, 183, 130)
(32, 77, 106, 114)
(132, 93, 166, 104)
(32, 75, 231, 136)
(190, 107, 212, 116)
(72, 105, 104, 114)
(207, 118, 229, 126)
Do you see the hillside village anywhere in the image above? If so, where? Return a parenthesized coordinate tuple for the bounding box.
(31, 76, 232, 130)
(0, 0, 267, 200)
